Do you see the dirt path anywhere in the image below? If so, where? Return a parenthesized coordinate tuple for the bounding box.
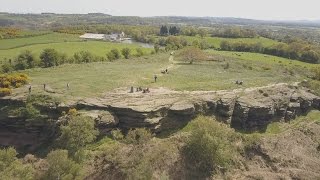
(157, 54, 181, 77)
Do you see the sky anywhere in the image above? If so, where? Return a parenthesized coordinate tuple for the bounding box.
(1, 0, 320, 20)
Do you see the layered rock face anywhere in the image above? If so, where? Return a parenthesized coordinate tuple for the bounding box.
(0, 117, 56, 153)
(72, 83, 320, 132)
(1, 83, 320, 152)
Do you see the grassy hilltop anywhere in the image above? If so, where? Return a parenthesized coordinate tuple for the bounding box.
(15, 50, 318, 100)
(0, 31, 318, 99)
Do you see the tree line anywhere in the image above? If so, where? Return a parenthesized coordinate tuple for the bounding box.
(159, 25, 181, 36)
(153, 36, 212, 53)
(1, 47, 150, 73)
(211, 27, 257, 38)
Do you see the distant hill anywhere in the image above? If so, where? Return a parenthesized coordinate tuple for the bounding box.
(1, 13, 320, 28)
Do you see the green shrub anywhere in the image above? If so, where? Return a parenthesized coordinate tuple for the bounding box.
(0, 88, 12, 97)
(44, 150, 83, 180)
(111, 129, 124, 141)
(2, 81, 10, 88)
(15, 82, 23, 88)
(68, 108, 77, 116)
(57, 115, 99, 154)
(121, 48, 131, 59)
(0, 147, 35, 180)
(15, 50, 37, 70)
(95, 136, 178, 179)
(24, 104, 41, 119)
(313, 68, 320, 81)
(178, 47, 207, 64)
(107, 48, 121, 61)
(135, 48, 144, 57)
(26, 94, 59, 106)
(40, 48, 59, 67)
(183, 116, 237, 175)
(125, 128, 153, 145)
(1, 63, 13, 73)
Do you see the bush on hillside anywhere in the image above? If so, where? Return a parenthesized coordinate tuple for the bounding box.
(0, 88, 12, 97)
(1, 63, 14, 73)
(0, 73, 29, 97)
(73, 51, 94, 63)
(40, 48, 59, 67)
(43, 150, 83, 180)
(183, 116, 238, 175)
(125, 128, 153, 145)
(0, 73, 29, 88)
(178, 47, 207, 64)
(107, 49, 121, 61)
(0, 147, 35, 180)
(313, 68, 320, 81)
(135, 48, 144, 57)
(111, 129, 124, 141)
(121, 48, 131, 59)
(15, 50, 37, 70)
(57, 115, 98, 154)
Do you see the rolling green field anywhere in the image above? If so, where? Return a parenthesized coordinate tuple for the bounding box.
(16, 50, 317, 99)
(0, 33, 80, 50)
(207, 50, 320, 68)
(182, 36, 279, 48)
(21, 54, 168, 98)
(0, 36, 153, 61)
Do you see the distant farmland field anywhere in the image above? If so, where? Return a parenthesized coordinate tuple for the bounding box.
(0, 33, 81, 50)
(182, 36, 279, 48)
(0, 33, 153, 61)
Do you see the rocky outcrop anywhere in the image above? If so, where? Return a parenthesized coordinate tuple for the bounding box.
(1, 83, 320, 153)
(231, 85, 320, 130)
(0, 117, 56, 153)
(80, 110, 119, 135)
(68, 83, 320, 132)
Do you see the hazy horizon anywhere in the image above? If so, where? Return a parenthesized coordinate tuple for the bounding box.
(1, 0, 320, 21)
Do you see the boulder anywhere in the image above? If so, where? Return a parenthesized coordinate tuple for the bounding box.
(169, 102, 195, 116)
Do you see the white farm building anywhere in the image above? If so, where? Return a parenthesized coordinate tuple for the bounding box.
(80, 33, 105, 40)
(80, 32, 126, 42)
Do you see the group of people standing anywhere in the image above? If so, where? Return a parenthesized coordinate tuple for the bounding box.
(28, 83, 70, 94)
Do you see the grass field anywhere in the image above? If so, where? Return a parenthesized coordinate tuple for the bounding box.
(182, 36, 279, 48)
(16, 50, 318, 100)
(0, 40, 153, 62)
(22, 54, 168, 98)
(0, 33, 80, 50)
(208, 50, 320, 68)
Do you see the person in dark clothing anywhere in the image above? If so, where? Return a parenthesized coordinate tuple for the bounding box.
(28, 86, 32, 94)
(154, 75, 158, 83)
(43, 84, 46, 91)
